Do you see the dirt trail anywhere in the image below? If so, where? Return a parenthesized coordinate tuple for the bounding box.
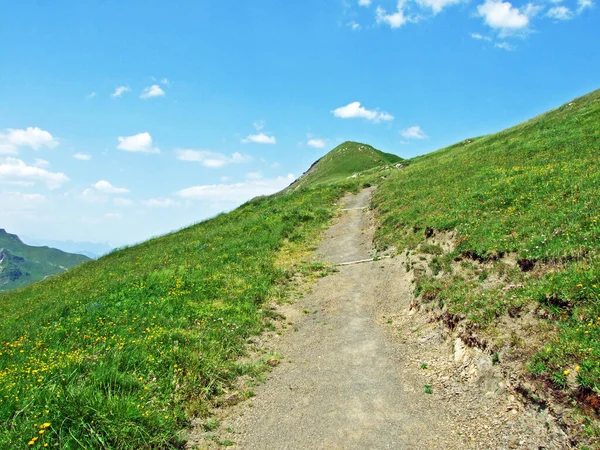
(190, 189, 570, 449)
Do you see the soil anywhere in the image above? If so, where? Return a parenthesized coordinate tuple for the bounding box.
(187, 188, 571, 449)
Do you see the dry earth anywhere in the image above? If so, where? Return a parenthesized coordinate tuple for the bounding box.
(188, 188, 571, 449)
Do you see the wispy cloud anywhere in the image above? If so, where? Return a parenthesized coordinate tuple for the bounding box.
(93, 180, 130, 194)
(375, 2, 409, 28)
(471, 32, 492, 41)
(495, 41, 515, 50)
(111, 86, 130, 98)
(143, 198, 176, 207)
(73, 153, 92, 161)
(348, 20, 361, 30)
(400, 125, 428, 139)
(0, 157, 68, 189)
(241, 132, 277, 144)
(416, 0, 463, 15)
(547, 5, 572, 19)
(307, 138, 327, 148)
(177, 174, 295, 203)
(175, 149, 251, 167)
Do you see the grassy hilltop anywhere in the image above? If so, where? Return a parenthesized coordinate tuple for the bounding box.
(287, 141, 402, 190)
(0, 230, 90, 292)
(1, 89, 600, 448)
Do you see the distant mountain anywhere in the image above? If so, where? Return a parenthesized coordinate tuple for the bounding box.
(19, 236, 114, 259)
(0, 229, 91, 292)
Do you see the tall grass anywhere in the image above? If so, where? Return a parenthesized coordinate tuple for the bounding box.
(0, 183, 359, 449)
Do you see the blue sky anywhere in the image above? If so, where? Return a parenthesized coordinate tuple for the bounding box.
(1, 0, 598, 248)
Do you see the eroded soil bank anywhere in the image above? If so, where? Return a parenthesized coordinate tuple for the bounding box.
(188, 189, 570, 449)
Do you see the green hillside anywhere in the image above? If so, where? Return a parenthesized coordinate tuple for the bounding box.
(2, 88, 600, 448)
(0, 229, 90, 292)
(374, 89, 600, 438)
(0, 178, 387, 449)
(287, 141, 402, 190)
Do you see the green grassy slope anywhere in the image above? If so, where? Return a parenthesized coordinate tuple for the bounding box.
(0, 229, 90, 292)
(373, 89, 600, 436)
(288, 141, 402, 190)
(0, 167, 391, 448)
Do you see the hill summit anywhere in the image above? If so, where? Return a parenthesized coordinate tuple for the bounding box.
(287, 141, 402, 191)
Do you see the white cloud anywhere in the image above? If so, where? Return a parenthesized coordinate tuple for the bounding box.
(73, 153, 92, 161)
(471, 32, 492, 40)
(103, 213, 121, 219)
(400, 125, 428, 139)
(111, 86, 130, 98)
(495, 41, 515, 50)
(477, 0, 532, 34)
(307, 138, 327, 148)
(93, 180, 130, 194)
(546, 4, 571, 17)
(0, 191, 47, 212)
(34, 158, 49, 168)
(332, 102, 394, 122)
(0, 180, 35, 187)
(246, 172, 263, 180)
(175, 149, 250, 167)
(117, 132, 159, 154)
(140, 84, 165, 99)
(241, 133, 277, 144)
(80, 188, 107, 204)
(114, 198, 133, 207)
(0, 157, 69, 189)
(160, 78, 170, 85)
(359, 0, 372, 6)
(577, 0, 593, 12)
(348, 21, 361, 30)
(253, 120, 265, 131)
(178, 174, 296, 203)
(416, 0, 463, 14)
(143, 198, 176, 207)
(376, 3, 408, 28)
(0, 127, 58, 154)
(86, 92, 97, 100)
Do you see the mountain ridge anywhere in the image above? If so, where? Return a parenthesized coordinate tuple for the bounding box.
(0, 228, 91, 292)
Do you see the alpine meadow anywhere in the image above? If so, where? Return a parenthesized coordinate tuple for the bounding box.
(2, 1, 600, 448)
(2, 90, 600, 447)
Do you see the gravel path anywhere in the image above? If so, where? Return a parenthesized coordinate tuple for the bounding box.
(188, 188, 570, 449)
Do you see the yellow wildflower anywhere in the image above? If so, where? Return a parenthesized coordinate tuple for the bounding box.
(563, 369, 570, 376)
(575, 365, 581, 372)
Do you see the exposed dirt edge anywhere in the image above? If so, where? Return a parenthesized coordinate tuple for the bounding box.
(400, 230, 598, 448)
